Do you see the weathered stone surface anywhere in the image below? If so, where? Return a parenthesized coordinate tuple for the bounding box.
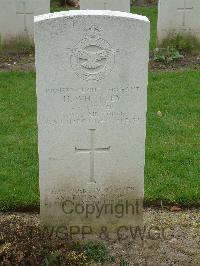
(157, 0, 200, 46)
(0, 0, 50, 43)
(35, 10, 149, 234)
(80, 0, 130, 12)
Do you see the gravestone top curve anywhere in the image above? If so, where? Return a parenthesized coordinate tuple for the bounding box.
(34, 10, 149, 23)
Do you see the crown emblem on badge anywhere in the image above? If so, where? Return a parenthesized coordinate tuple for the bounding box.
(86, 25, 101, 40)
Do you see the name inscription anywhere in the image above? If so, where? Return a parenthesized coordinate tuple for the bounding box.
(44, 86, 142, 126)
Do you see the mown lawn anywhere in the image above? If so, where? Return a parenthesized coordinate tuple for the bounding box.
(0, 71, 199, 211)
(146, 71, 200, 206)
(0, 72, 38, 211)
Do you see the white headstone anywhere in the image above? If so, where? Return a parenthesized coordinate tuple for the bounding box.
(157, 0, 200, 46)
(80, 0, 130, 12)
(35, 10, 149, 235)
(0, 0, 50, 44)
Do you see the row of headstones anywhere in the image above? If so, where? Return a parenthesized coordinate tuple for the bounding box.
(2, 1, 199, 232)
(0, 0, 199, 46)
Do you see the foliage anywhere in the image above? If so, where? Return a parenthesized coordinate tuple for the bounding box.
(153, 46, 183, 64)
(73, 241, 115, 263)
(120, 258, 129, 266)
(0, 36, 34, 54)
(45, 250, 61, 266)
(37, 242, 116, 265)
(0, 243, 12, 258)
(51, 0, 79, 8)
(132, 0, 158, 4)
(162, 34, 200, 54)
(67, 250, 88, 265)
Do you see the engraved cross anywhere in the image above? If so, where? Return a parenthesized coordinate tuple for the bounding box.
(75, 129, 111, 183)
(177, 0, 193, 26)
(16, 1, 33, 32)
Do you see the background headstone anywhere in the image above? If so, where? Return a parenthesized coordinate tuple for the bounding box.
(157, 0, 200, 46)
(80, 0, 130, 12)
(0, 0, 50, 44)
(35, 10, 149, 234)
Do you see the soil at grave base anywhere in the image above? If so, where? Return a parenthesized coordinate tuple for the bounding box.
(0, 209, 199, 265)
(0, 53, 35, 72)
(149, 53, 200, 72)
(0, 52, 200, 72)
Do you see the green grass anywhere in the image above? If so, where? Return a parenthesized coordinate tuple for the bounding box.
(0, 72, 39, 211)
(131, 7, 157, 51)
(72, 242, 115, 263)
(0, 70, 199, 211)
(145, 70, 200, 206)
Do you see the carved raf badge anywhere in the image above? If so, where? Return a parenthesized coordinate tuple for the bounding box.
(70, 25, 117, 82)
